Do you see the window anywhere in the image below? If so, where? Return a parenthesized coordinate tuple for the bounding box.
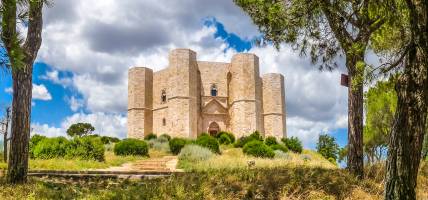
(162, 118, 166, 126)
(161, 89, 167, 103)
(211, 84, 217, 96)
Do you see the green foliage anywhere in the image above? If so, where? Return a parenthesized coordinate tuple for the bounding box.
(270, 144, 288, 153)
(66, 123, 95, 137)
(114, 139, 149, 156)
(147, 138, 170, 152)
(215, 131, 235, 143)
(338, 146, 348, 163)
(234, 131, 264, 148)
(178, 144, 214, 162)
(159, 134, 171, 141)
(218, 134, 232, 145)
(66, 136, 105, 161)
(29, 134, 47, 158)
(196, 135, 220, 154)
(316, 134, 339, 162)
(32, 137, 69, 159)
(169, 138, 191, 155)
(100, 136, 120, 144)
(264, 136, 278, 146)
(281, 137, 303, 153)
(144, 133, 157, 140)
(243, 141, 275, 158)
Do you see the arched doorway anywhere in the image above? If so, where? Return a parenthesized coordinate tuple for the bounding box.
(208, 122, 220, 136)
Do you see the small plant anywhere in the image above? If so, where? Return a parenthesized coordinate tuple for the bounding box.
(178, 144, 214, 162)
(196, 135, 220, 154)
(114, 138, 149, 156)
(264, 136, 278, 146)
(66, 136, 105, 161)
(218, 134, 232, 145)
(159, 134, 171, 141)
(242, 140, 274, 158)
(274, 150, 290, 159)
(282, 136, 303, 153)
(169, 138, 190, 155)
(144, 133, 157, 140)
(270, 144, 288, 153)
(215, 131, 235, 143)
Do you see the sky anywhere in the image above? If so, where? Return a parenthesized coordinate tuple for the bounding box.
(0, 0, 351, 149)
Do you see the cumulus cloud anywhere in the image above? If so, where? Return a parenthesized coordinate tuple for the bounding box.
(32, 84, 53, 101)
(34, 0, 349, 146)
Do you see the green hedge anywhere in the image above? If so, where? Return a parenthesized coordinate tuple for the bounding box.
(243, 140, 274, 158)
(32, 137, 69, 159)
(196, 135, 220, 154)
(66, 136, 105, 161)
(169, 138, 190, 155)
(114, 139, 149, 156)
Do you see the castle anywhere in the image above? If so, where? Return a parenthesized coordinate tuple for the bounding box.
(128, 49, 286, 139)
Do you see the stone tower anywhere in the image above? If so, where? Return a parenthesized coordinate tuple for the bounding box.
(127, 48, 286, 140)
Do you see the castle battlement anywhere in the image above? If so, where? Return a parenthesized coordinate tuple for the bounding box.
(128, 49, 286, 139)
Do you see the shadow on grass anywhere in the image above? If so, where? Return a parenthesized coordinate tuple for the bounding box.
(0, 166, 383, 200)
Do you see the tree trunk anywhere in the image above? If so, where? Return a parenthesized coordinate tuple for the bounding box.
(346, 54, 365, 179)
(7, 64, 33, 184)
(3, 107, 10, 162)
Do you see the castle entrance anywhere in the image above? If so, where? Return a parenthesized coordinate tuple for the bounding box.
(208, 122, 220, 136)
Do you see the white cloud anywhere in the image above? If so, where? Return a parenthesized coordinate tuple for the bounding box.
(32, 84, 52, 101)
(40, 70, 73, 87)
(68, 96, 84, 112)
(4, 87, 12, 94)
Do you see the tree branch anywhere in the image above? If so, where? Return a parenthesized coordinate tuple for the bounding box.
(1, 0, 18, 54)
(23, 0, 43, 63)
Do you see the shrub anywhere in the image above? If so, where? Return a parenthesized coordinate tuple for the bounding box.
(169, 138, 190, 155)
(274, 150, 290, 159)
(100, 136, 120, 144)
(215, 131, 235, 143)
(270, 144, 288, 153)
(32, 137, 69, 159)
(316, 134, 339, 161)
(66, 136, 105, 161)
(282, 136, 303, 153)
(144, 133, 157, 140)
(148, 139, 170, 152)
(218, 134, 232, 145)
(234, 131, 264, 148)
(264, 136, 278, 146)
(242, 140, 274, 158)
(196, 135, 220, 154)
(178, 144, 214, 162)
(30, 134, 47, 158)
(114, 139, 149, 156)
(159, 134, 171, 141)
(198, 132, 210, 138)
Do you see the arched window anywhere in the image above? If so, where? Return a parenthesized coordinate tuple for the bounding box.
(161, 89, 167, 103)
(211, 84, 217, 96)
(162, 118, 166, 126)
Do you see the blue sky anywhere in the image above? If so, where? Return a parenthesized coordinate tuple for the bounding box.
(0, 0, 349, 149)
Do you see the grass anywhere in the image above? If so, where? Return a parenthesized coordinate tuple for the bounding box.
(0, 150, 170, 171)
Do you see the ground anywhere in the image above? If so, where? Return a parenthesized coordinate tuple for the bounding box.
(0, 147, 427, 199)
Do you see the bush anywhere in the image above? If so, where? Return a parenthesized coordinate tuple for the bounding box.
(144, 133, 157, 140)
(159, 134, 171, 141)
(274, 150, 290, 159)
(198, 132, 210, 138)
(196, 135, 220, 154)
(30, 134, 48, 158)
(282, 136, 303, 153)
(242, 140, 274, 158)
(32, 137, 69, 159)
(218, 134, 232, 145)
(234, 131, 264, 148)
(316, 134, 339, 161)
(178, 144, 214, 162)
(264, 136, 278, 146)
(100, 136, 120, 144)
(169, 138, 190, 155)
(270, 144, 288, 153)
(66, 136, 105, 161)
(114, 139, 149, 156)
(147, 139, 170, 152)
(215, 131, 235, 143)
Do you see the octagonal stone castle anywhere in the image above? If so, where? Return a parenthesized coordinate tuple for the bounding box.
(128, 48, 286, 139)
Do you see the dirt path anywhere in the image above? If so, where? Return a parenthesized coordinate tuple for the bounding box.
(97, 156, 182, 172)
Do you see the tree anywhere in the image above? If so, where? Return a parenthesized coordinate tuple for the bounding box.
(0, 107, 11, 162)
(1, 0, 45, 183)
(316, 134, 339, 162)
(66, 123, 95, 137)
(234, 0, 390, 178)
(363, 78, 396, 164)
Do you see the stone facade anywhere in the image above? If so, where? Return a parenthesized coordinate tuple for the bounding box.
(128, 48, 286, 139)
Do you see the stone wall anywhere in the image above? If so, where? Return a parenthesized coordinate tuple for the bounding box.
(262, 73, 287, 138)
